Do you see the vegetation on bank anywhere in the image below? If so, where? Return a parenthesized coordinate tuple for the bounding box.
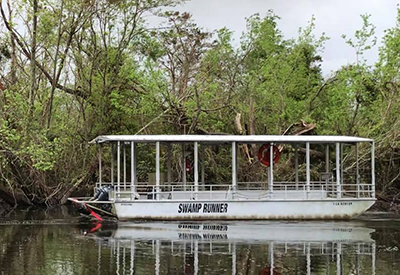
(0, 0, 399, 210)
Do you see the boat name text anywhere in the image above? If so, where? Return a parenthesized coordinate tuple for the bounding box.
(177, 203, 228, 213)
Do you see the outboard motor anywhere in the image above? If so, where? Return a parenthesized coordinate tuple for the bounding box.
(92, 186, 113, 213)
(93, 186, 111, 201)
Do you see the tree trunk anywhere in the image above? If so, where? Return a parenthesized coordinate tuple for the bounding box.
(234, 113, 252, 163)
(29, 0, 38, 116)
(7, 0, 17, 84)
(47, 0, 64, 129)
(249, 97, 257, 157)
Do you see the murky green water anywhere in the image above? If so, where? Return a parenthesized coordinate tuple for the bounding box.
(0, 208, 399, 274)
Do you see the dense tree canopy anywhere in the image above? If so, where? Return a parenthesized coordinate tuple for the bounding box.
(0, 0, 400, 208)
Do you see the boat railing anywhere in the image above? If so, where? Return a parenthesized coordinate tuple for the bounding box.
(111, 184, 235, 201)
(101, 181, 374, 201)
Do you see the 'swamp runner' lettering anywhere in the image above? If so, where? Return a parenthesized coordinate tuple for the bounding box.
(178, 203, 228, 213)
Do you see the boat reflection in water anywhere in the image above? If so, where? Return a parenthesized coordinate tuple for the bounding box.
(85, 221, 376, 274)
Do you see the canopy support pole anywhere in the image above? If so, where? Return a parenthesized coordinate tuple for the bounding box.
(356, 143, 359, 198)
(123, 143, 126, 191)
(111, 144, 114, 184)
(117, 141, 121, 196)
(167, 143, 172, 184)
(131, 142, 136, 192)
(201, 145, 205, 190)
(325, 144, 329, 172)
(232, 142, 237, 193)
(194, 142, 199, 199)
(269, 143, 274, 196)
(156, 141, 160, 200)
(325, 144, 330, 187)
(182, 143, 186, 191)
(306, 142, 310, 199)
(371, 142, 375, 198)
(341, 144, 344, 186)
(99, 145, 102, 187)
(336, 143, 341, 198)
(295, 144, 299, 190)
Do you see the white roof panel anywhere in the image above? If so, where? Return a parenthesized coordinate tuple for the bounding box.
(90, 135, 373, 144)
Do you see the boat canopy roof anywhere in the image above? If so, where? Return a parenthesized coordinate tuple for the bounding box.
(90, 135, 373, 144)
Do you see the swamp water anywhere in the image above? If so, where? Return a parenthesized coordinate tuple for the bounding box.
(0, 207, 399, 275)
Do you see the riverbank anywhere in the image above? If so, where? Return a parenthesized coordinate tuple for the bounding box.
(370, 198, 400, 213)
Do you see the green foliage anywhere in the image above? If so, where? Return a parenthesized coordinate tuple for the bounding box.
(2, 1, 400, 204)
(237, 12, 327, 134)
(342, 14, 377, 64)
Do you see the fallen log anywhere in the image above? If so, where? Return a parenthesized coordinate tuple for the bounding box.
(59, 159, 98, 204)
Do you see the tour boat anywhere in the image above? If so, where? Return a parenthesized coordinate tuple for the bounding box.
(68, 135, 376, 220)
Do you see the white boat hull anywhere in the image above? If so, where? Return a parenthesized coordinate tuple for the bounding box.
(114, 198, 375, 220)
